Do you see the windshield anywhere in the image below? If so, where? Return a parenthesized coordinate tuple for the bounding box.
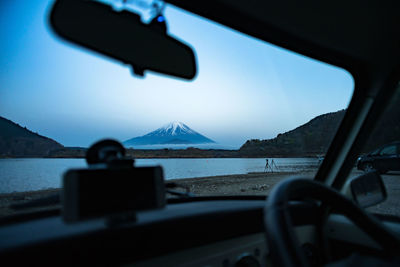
(0, 0, 353, 217)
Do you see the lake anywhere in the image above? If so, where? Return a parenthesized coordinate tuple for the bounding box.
(0, 158, 319, 193)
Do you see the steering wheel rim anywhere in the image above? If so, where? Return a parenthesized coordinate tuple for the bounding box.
(264, 178, 400, 267)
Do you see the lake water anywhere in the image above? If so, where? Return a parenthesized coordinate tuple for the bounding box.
(0, 158, 319, 193)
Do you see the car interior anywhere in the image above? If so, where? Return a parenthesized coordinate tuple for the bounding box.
(1, 0, 400, 266)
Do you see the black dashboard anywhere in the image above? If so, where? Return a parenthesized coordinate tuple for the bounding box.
(2, 196, 400, 266)
(0, 199, 266, 266)
(0, 198, 320, 266)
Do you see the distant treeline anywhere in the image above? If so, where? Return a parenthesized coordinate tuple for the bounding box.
(47, 147, 240, 159)
(46, 146, 320, 159)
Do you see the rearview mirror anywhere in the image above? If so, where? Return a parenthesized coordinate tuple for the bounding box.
(49, 0, 197, 80)
(348, 171, 387, 208)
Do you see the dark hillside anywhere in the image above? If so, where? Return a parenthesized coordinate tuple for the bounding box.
(239, 110, 346, 157)
(0, 117, 63, 157)
(363, 91, 400, 152)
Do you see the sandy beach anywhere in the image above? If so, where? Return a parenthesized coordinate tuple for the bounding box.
(168, 171, 315, 196)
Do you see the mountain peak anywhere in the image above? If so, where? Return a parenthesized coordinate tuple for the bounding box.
(160, 121, 193, 136)
(124, 122, 215, 147)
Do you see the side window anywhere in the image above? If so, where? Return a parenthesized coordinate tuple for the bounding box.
(380, 145, 396, 155)
(352, 84, 400, 217)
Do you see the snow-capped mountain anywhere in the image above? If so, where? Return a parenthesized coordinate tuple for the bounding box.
(123, 122, 216, 147)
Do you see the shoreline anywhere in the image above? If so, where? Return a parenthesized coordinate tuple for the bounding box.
(0, 171, 313, 197)
(1, 170, 400, 217)
(0, 155, 321, 159)
(0, 171, 314, 217)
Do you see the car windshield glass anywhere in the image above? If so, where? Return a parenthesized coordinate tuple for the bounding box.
(352, 85, 400, 217)
(0, 0, 353, 218)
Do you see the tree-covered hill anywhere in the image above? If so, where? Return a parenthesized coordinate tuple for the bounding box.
(240, 110, 346, 157)
(240, 98, 400, 157)
(0, 116, 63, 157)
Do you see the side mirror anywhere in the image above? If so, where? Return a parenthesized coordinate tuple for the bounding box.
(344, 171, 387, 208)
(49, 0, 197, 80)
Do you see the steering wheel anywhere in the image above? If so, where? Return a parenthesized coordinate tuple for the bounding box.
(264, 178, 400, 267)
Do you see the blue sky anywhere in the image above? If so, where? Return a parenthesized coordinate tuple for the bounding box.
(0, 0, 354, 148)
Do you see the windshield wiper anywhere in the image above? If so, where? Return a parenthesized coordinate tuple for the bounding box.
(166, 182, 195, 198)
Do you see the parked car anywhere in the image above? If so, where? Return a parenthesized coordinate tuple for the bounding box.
(357, 142, 400, 173)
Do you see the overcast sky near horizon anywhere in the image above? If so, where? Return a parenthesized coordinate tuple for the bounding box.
(0, 0, 354, 148)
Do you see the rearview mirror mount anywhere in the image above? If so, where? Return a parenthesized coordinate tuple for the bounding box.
(49, 0, 197, 80)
